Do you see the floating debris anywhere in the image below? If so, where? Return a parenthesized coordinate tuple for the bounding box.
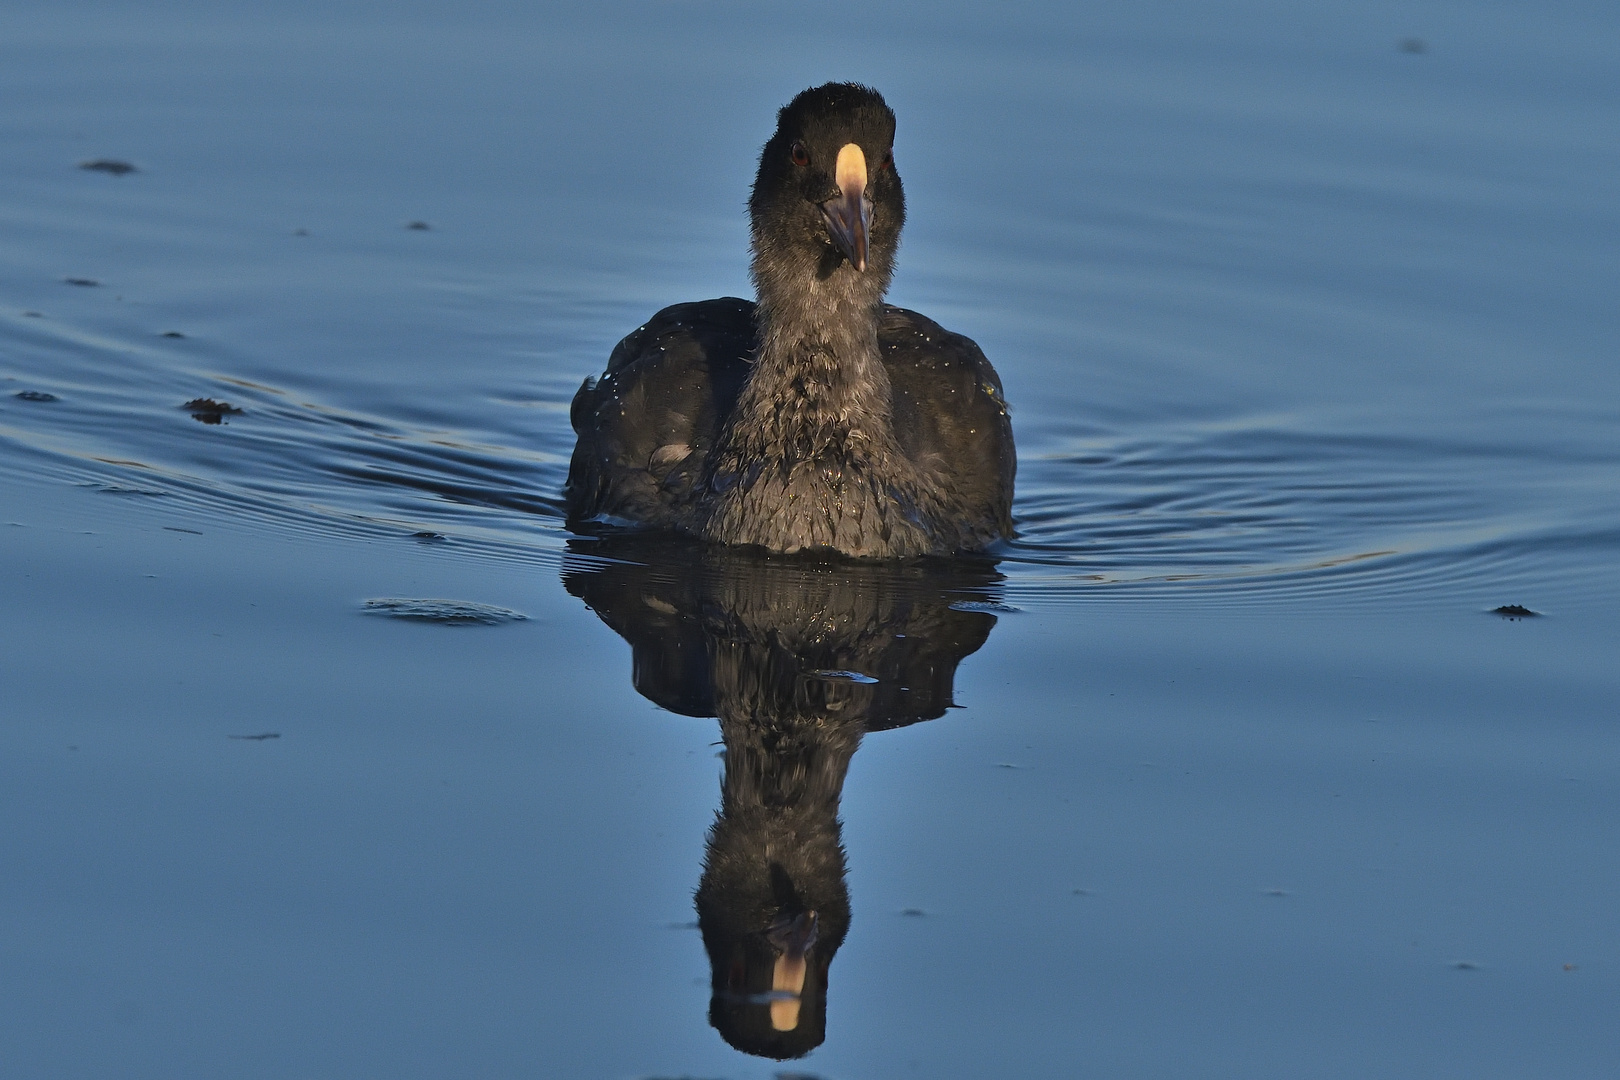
(406, 220, 432, 231)
(362, 598, 528, 625)
(1491, 604, 1540, 619)
(83, 481, 168, 496)
(949, 599, 1021, 614)
(79, 158, 137, 175)
(1453, 961, 1480, 971)
(183, 398, 243, 424)
(14, 390, 58, 402)
(1397, 37, 1427, 54)
(900, 908, 927, 918)
(63, 277, 100, 287)
(411, 530, 448, 542)
(809, 669, 878, 684)
(161, 330, 186, 339)
(163, 526, 202, 535)
(229, 732, 281, 741)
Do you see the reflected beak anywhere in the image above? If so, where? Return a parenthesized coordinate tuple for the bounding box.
(767, 910, 819, 1031)
(820, 143, 872, 271)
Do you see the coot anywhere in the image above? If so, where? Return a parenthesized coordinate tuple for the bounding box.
(566, 83, 1014, 557)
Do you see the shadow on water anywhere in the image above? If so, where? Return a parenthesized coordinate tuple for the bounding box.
(562, 534, 1002, 1059)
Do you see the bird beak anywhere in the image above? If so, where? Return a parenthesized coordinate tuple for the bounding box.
(766, 910, 819, 1031)
(820, 143, 872, 272)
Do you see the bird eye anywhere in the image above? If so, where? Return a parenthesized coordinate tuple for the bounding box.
(881, 149, 893, 170)
(790, 141, 810, 167)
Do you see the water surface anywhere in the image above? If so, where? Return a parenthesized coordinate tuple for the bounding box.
(3, 2, 1617, 1077)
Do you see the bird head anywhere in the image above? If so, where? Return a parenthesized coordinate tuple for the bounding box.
(749, 83, 905, 298)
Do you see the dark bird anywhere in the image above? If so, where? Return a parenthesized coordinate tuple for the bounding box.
(566, 83, 1014, 558)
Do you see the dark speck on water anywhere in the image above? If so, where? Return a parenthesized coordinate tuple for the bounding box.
(82, 481, 168, 496)
(15, 391, 58, 402)
(406, 220, 431, 231)
(361, 598, 527, 625)
(161, 330, 186, 339)
(182, 398, 243, 424)
(78, 158, 137, 175)
(949, 599, 1021, 614)
(810, 668, 878, 684)
(62, 277, 99, 287)
(1398, 37, 1428, 54)
(229, 732, 280, 741)
(1491, 604, 1540, 619)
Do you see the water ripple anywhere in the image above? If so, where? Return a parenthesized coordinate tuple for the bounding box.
(3, 310, 1614, 609)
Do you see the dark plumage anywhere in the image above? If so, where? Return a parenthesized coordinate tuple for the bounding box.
(566, 83, 1014, 557)
(562, 534, 1003, 1058)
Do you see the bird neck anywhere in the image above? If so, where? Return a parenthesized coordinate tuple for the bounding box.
(732, 270, 895, 459)
(698, 244, 939, 556)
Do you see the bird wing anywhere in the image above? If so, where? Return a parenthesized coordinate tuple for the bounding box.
(566, 297, 756, 528)
(878, 306, 1016, 542)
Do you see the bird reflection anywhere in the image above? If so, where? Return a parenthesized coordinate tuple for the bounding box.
(562, 535, 1003, 1059)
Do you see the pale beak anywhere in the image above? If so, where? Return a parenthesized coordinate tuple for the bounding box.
(766, 910, 819, 1031)
(820, 143, 872, 271)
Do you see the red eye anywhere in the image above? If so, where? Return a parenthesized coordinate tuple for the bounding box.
(790, 141, 810, 167)
(881, 149, 893, 170)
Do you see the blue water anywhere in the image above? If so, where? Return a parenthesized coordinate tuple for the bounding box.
(3, 2, 1617, 1077)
